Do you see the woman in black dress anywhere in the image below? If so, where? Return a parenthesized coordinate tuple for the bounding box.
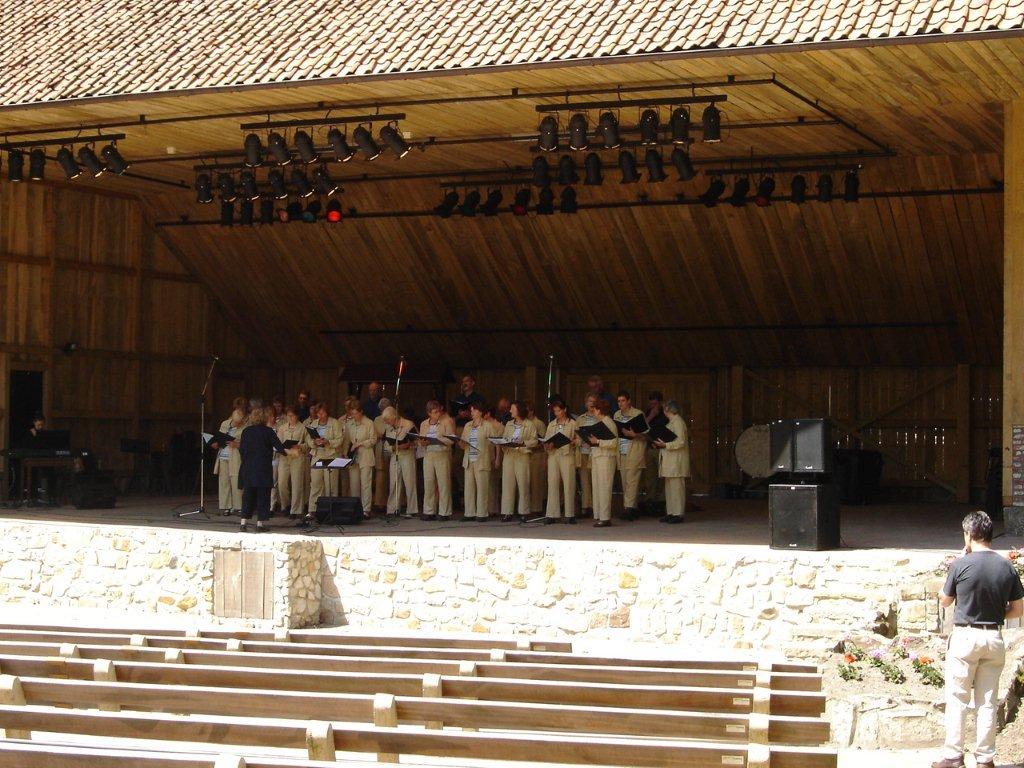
(239, 407, 286, 532)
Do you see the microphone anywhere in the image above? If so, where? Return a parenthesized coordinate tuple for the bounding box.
(213, 355, 220, 361)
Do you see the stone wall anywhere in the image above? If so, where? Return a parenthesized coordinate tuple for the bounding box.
(0, 521, 320, 629)
(0, 519, 948, 652)
(320, 538, 946, 656)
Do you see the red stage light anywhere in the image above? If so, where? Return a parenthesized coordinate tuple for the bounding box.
(326, 199, 343, 222)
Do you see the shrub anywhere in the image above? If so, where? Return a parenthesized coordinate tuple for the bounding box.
(838, 663, 863, 682)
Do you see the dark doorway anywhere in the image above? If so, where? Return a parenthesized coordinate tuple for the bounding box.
(7, 370, 44, 450)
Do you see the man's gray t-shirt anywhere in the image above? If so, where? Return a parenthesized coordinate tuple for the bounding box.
(943, 550, 1024, 626)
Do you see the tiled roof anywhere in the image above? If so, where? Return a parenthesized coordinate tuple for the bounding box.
(1, 0, 1022, 107)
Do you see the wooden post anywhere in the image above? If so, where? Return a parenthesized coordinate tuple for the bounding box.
(0, 675, 29, 739)
(956, 363, 972, 503)
(93, 659, 120, 712)
(730, 366, 744, 484)
(373, 693, 400, 762)
(1004, 98, 1024, 508)
(58, 643, 79, 658)
(422, 673, 443, 730)
(305, 721, 336, 761)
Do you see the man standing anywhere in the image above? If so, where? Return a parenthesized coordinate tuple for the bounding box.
(933, 511, 1023, 768)
(296, 390, 312, 422)
(452, 374, 485, 427)
(361, 381, 384, 420)
(584, 376, 616, 415)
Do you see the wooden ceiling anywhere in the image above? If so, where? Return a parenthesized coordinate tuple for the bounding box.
(0, 38, 1016, 368)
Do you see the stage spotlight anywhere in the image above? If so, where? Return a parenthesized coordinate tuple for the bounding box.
(302, 200, 321, 223)
(353, 126, 381, 160)
(557, 155, 578, 185)
(243, 133, 264, 167)
(239, 198, 254, 226)
(816, 173, 833, 203)
(568, 113, 588, 151)
(219, 200, 234, 226)
(559, 186, 578, 214)
(459, 189, 481, 216)
(584, 152, 603, 186)
(101, 143, 130, 175)
(327, 128, 355, 162)
(100, 143, 130, 176)
(481, 189, 503, 216)
(435, 190, 459, 218)
(28, 148, 46, 180)
(268, 169, 288, 199)
(536, 187, 555, 215)
(239, 171, 260, 201)
(313, 164, 338, 195)
(77, 146, 104, 177)
(702, 104, 722, 143)
(670, 147, 695, 181)
(645, 149, 666, 183)
(260, 197, 275, 223)
(326, 199, 343, 222)
(699, 176, 726, 207)
(6, 150, 23, 182)
(729, 177, 750, 207)
(290, 168, 313, 198)
(754, 176, 775, 207)
(512, 188, 531, 215)
(195, 173, 213, 204)
(285, 201, 302, 221)
(532, 156, 551, 187)
(790, 174, 807, 204)
(268, 132, 291, 165)
(217, 173, 237, 202)
(639, 109, 660, 145)
(380, 124, 410, 158)
(538, 116, 559, 152)
(618, 150, 639, 184)
(670, 107, 690, 144)
(598, 111, 621, 149)
(843, 170, 859, 202)
(294, 130, 318, 164)
(56, 147, 81, 180)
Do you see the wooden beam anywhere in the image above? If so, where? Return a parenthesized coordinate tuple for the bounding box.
(956, 364, 972, 503)
(1005, 98, 1024, 507)
(849, 373, 954, 432)
(0, 251, 198, 284)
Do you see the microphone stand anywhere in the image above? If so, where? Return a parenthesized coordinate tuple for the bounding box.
(180, 356, 218, 518)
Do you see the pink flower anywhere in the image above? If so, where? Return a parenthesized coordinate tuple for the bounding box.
(870, 649, 884, 660)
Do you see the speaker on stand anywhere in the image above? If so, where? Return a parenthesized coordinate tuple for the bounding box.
(767, 418, 839, 550)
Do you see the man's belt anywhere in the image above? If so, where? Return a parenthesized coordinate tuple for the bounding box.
(954, 623, 1001, 630)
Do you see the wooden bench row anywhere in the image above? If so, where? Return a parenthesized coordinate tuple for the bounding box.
(0, 640, 822, 692)
(0, 670, 828, 744)
(0, 701, 837, 767)
(0, 628, 816, 674)
(0, 653, 825, 716)
(0, 622, 574, 653)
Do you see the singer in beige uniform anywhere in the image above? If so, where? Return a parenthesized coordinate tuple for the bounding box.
(543, 399, 577, 522)
(526, 403, 547, 515)
(372, 398, 392, 513)
(500, 401, 538, 521)
(276, 406, 309, 519)
(269, 397, 286, 513)
(381, 407, 418, 516)
(346, 403, 377, 517)
(656, 401, 690, 522)
(614, 391, 647, 521)
(486, 408, 504, 518)
(575, 395, 598, 518)
(307, 403, 345, 515)
(459, 402, 500, 520)
(213, 409, 245, 515)
(419, 401, 456, 520)
(584, 400, 619, 526)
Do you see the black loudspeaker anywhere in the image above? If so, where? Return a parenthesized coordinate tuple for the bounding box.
(315, 496, 362, 525)
(769, 483, 840, 550)
(70, 472, 117, 509)
(769, 419, 831, 474)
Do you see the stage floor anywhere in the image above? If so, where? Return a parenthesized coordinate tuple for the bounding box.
(2, 495, 1019, 553)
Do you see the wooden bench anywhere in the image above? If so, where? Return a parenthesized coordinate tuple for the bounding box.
(0, 704, 837, 767)
(0, 641, 823, 691)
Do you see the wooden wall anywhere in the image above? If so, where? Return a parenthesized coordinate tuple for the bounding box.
(0, 180, 255, 480)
